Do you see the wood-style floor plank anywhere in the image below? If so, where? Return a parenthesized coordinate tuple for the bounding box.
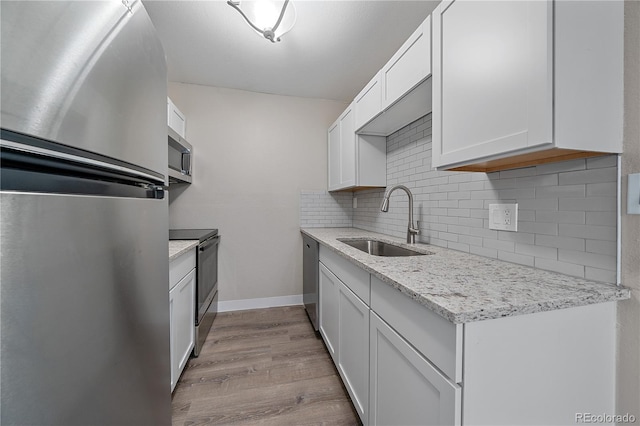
(172, 306, 361, 425)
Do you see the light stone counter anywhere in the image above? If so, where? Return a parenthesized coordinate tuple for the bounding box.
(169, 240, 198, 261)
(301, 227, 630, 324)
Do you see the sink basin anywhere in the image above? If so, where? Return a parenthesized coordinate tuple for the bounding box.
(338, 239, 430, 257)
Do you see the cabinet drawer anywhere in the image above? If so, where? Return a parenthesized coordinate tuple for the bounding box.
(320, 246, 370, 305)
(169, 248, 196, 291)
(370, 275, 462, 383)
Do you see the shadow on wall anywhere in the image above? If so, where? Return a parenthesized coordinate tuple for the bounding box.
(168, 184, 189, 205)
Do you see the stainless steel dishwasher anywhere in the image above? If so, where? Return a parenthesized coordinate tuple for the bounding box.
(302, 234, 319, 331)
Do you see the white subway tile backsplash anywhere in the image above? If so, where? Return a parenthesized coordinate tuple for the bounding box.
(447, 191, 471, 200)
(535, 158, 586, 175)
(586, 239, 617, 256)
(499, 167, 538, 179)
(535, 234, 586, 251)
(558, 249, 616, 271)
(302, 114, 621, 283)
(498, 231, 536, 245)
(469, 245, 498, 258)
(586, 211, 617, 226)
(459, 234, 484, 247)
(483, 239, 515, 252)
(515, 174, 559, 188)
(299, 190, 352, 228)
(498, 188, 536, 199)
(459, 181, 486, 191)
(559, 197, 616, 212)
(458, 217, 484, 228)
(586, 155, 618, 169)
(585, 266, 617, 283)
(559, 223, 616, 241)
(518, 210, 536, 222)
(536, 184, 586, 198)
(498, 251, 535, 267)
(516, 198, 559, 211)
(558, 168, 617, 185)
(586, 182, 617, 197)
(535, 210, 586, 224)
(515, 243, 558, 260)
(447, 242, 470, 253)
(534, 258, 585, 277)
(518, 221, 558, 236)
(485, 178, 517, 190)
(458, 199, 485, 209)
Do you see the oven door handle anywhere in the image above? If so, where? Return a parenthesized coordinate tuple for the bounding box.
(199, 235, 220, 251)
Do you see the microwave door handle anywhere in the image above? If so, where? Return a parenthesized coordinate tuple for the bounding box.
(182, 152, 191, 175)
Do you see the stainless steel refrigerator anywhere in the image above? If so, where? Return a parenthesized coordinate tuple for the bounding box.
(1, 1, 171, 424)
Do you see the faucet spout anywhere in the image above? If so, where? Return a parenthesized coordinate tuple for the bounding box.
(380, 184, 419, 244)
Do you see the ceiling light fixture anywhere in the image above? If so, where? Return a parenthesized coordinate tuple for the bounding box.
(227, 0, 296, 43)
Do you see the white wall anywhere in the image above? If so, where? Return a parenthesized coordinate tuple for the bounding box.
(167, 83, 346, 302)
(617, 0, 640, 419)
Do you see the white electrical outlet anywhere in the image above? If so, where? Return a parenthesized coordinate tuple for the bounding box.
(489, 203, 518, 231)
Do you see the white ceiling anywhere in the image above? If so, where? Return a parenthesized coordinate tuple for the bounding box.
(143, 1, 439, 102)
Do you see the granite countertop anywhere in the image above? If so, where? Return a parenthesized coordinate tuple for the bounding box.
(169, 240, 199, 261)
(301, 227, 630, 324)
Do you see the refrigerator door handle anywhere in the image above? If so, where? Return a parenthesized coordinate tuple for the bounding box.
(1, 138, 163, 184)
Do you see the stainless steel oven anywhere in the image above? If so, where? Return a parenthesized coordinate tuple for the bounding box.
(169, 229, 219, 356)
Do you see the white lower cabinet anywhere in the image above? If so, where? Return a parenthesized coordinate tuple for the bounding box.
(169, 248, 196, 392)
(316, 244, 616, 425)
(337, 281, 370, 422)
(319, 263, 339, 361)
(320, 250, 370, 424)
(369, 312, 461, 426)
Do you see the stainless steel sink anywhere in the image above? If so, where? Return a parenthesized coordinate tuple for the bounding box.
(338, 239, 431, 257)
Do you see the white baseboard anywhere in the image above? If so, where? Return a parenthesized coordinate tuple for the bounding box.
(217, 294, 303, 313)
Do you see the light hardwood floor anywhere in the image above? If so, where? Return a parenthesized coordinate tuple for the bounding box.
(172, 306, 361, 425)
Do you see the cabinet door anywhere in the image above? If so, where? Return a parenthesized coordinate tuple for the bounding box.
(319, 263, 339, 362)
(337, 281, 370, 423)
(354, 72, 382, 131)
(167, 97, 186, 138)
(380, 16, 431, 110)
(369, 312, 461, 426)
(339, 104, 356, 188)
(170, 268, 195, 392)
(327, 121, 341, 191)
(432, 0, 552, 169)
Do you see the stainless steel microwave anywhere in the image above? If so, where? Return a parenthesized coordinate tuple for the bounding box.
(168, 126, 192, 184)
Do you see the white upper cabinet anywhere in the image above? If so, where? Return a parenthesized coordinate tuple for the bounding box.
(354, 71, 382, 131)
(339, 106, 357, 188)
(380, 16, 431, 110)
(431, 0, 623, 172)
(328, 103, 386, 192)
(328, 121, 341, 191)
(167, 97, 186, 138)
(357, 16, 433, 137)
